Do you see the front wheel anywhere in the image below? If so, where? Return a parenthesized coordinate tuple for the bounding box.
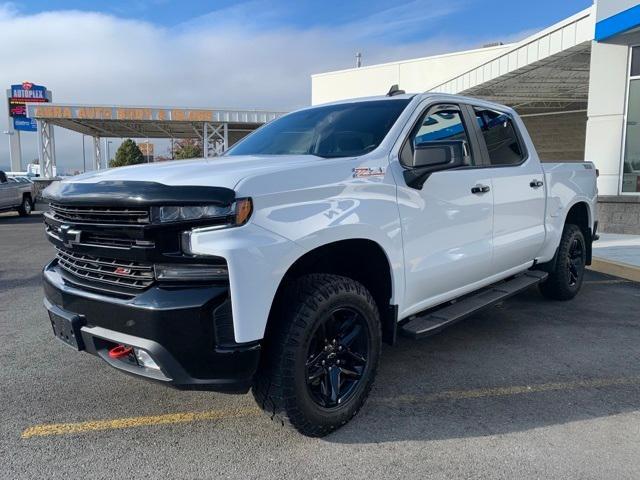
(539, 223, 586, 300)
(252, 274, 381, 437)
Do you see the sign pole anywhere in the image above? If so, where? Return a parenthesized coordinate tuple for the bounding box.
(7, 83, 51, 174)
(9, 129, 22, 172)
(5, 88, 22, 172)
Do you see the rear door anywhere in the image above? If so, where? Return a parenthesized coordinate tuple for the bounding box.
(470, 106, 546, 274)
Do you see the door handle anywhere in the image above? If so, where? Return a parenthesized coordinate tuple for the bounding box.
(530, 179, 544, 188)
(471, 184, 490, 194)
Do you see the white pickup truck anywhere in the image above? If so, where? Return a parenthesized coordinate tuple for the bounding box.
(42, 91, 598, 436)
(0, 170, 35, 216)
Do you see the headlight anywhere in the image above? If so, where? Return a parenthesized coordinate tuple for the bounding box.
(154, 204, 232, 223)
(151, 198, 252, 226)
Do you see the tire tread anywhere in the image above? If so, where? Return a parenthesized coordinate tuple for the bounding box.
(252, 273, 380, 437)
(539, 223, 585, 301)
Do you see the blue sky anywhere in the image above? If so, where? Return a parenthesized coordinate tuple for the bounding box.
(1, 0, 593, 172)
(14, 0, 592, 42)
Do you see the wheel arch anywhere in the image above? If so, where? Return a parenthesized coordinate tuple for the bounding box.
(265, 238, 398, 345)
(564, 201, 592, 265)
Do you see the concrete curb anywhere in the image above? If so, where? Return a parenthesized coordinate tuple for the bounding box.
(589, 257, 640, 283)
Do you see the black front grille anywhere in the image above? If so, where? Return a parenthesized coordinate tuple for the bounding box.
(50, 203, 150, 225)
(56, 247, 155, 291)
(81, 232, 155, 249)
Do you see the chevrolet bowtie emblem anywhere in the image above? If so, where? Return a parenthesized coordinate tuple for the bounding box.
(58, 225, 82, 248)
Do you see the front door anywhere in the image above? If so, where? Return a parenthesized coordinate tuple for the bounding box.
(394, 103, 494, 318)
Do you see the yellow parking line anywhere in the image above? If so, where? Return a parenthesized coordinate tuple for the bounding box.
(21, 406, 260, 439)
(22, 376, 640, 438)
(375, 376, 640, 405)
(584, 279, 631, 285)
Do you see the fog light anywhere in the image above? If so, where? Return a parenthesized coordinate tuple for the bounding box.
(134, 348, 160, 370)
(154, 264, 228, 281)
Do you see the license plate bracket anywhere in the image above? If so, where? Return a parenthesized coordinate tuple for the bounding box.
(48, 308, 86, 351)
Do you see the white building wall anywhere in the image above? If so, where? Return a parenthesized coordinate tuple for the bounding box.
(311, 44, 512, 105)
(596, 0, 639, 22)
(584, 40, 630, 195)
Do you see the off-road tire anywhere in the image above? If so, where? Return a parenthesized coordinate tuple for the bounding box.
(539, 223, 586, 301)
(252, 274, 381, 437)
(17, 195, 33, 217)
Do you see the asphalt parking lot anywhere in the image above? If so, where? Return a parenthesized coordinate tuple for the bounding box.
(2, 211, 640, 479)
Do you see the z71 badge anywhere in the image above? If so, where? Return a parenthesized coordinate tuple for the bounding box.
(352, 167, 385, 178)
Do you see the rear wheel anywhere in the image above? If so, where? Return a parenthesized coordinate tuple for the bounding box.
(252, 274, 381, 437)
(17, 196, 33, 217)
(539, 223, 586, 300)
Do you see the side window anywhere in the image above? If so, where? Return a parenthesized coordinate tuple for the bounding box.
(401, 106, 474, 167)
(474, 108, 525, 166)
(0, 171, 7, 183)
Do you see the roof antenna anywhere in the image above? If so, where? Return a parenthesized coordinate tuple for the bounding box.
(356, 52, 362, 68)
(386, 84, 405, 96)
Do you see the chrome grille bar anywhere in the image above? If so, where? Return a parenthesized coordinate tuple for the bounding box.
(49, 203, 150, 224)
(55, 247, 154, 290)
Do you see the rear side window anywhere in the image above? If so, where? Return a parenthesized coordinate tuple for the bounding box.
(474, 108, 525, 166)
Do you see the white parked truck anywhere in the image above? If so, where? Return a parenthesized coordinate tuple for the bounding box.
(42, 91, 598, 436)
(0, 170, 35, 216)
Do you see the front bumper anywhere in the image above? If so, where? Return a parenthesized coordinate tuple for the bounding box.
(42, 260, 260, 393)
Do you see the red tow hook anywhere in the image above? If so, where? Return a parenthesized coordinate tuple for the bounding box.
(108, 345, 133, 359)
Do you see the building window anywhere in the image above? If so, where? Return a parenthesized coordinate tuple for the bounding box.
(632, 46, 640, 77)
(622, 47, 640, 193)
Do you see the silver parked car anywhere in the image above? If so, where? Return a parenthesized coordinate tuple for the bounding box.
(0, 170, 35, 216)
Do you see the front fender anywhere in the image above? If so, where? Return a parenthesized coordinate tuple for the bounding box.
(187, 223, 305, 343)
(250, 182, 405, 308)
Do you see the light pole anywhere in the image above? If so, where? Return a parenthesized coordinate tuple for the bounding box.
(81, 134, 86, 173)
(2, 130, 18, 171)
(106, 140, 113, 166)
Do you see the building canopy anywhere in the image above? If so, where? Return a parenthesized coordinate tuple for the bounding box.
(26, 103, 286, 177)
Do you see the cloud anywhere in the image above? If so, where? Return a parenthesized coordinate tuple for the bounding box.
(0, 2, 525, 173)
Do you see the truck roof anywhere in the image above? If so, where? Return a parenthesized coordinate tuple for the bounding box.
(313, 92, 512, 112)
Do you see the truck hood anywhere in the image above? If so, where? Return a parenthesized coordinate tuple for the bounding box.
(66, 155, 322, 190)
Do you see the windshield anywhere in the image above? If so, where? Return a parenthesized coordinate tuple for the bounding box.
(226, 99, 411, 158)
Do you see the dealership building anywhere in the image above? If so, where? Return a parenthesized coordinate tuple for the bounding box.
(312, 0, 640, 234)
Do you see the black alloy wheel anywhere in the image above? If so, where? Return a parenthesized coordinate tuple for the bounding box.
(252, 273, 381, 437)
(539, 223, 586, 301)
(305, 307, 369, 409)
(567, 236, 584, 287)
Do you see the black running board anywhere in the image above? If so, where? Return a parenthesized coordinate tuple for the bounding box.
(400, 271, 548, 339)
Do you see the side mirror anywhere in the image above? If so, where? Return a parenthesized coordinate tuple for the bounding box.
(404, 140, 468, 189)
(413, 140, 466, 169)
